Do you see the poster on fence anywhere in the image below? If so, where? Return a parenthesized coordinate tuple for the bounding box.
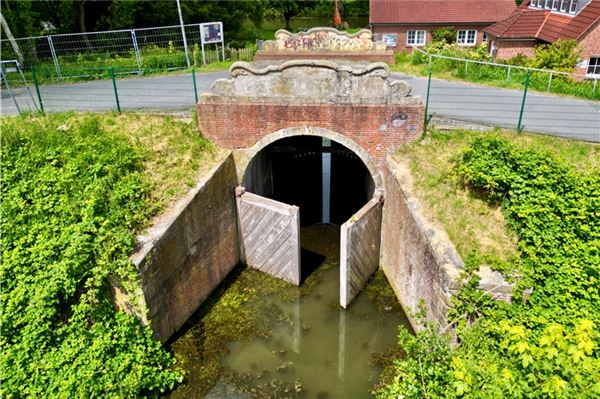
(201, 22, 223, 44)
(200, 21, 224, 65)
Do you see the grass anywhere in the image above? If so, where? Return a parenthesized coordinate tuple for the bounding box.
(3, 44, 254, 86)
(6, 112, 224, 211)
(391, 52, 600, 101)
(95, 113, 226, 211)
(395, 128, 599, 271)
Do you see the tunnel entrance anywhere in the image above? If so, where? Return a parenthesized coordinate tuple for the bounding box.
(242, 136, 375, 226)
(236, 135, 382, 307)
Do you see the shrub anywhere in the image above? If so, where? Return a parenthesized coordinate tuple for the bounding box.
(0, 114, 182, 397)
(531, 39, 580, 72)
(432, 26, 457, 45)
(378, 136, 600, 398)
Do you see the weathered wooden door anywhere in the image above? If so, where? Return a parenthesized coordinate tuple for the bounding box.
(340, 193, 383, 308)
(236, 187, 301, 285)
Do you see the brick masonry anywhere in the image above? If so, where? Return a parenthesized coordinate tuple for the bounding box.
(381, 156, 514, 329)
(575, 21, 600, 76)
(113, 153, 240, 342)
(381, 157, 461, 329)
(372, 24, 491, 52)
(489, 37, 537, 59)
(198, 102, 424, 166)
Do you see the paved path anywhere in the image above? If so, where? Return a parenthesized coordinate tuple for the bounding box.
(2, 70, 598, 142)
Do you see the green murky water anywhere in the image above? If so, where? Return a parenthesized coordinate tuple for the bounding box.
(168, 225, 410, 399)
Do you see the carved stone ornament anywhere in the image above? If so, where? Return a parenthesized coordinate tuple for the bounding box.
(204, 60, 414, 105)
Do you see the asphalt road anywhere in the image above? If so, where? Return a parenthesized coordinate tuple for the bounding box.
(2, 69, 599, 142)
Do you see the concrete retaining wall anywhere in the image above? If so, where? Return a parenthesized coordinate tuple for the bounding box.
(114, 153, 240, 342)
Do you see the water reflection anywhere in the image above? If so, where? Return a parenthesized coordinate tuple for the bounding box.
(169, 224, 410, 399)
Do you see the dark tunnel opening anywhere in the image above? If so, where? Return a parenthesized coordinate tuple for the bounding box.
(243, 136, 376, 227)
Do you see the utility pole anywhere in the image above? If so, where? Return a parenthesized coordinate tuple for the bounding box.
(0, 12, 24, 64)
(176, 0, 191, 68)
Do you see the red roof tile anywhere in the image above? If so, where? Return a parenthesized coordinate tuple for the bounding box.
(485, 10, 549, 38)
(370, 0, 517, 25)
(485, 0, 600, 41)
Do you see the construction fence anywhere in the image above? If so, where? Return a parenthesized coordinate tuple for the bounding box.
(414, 48, 600, 142)
(1, 23, 255, 79)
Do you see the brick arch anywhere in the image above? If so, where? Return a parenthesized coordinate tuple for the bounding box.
(239, 126, 384, 193)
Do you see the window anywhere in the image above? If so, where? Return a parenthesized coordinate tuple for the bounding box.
(407, 30, 426, 46)
(482, 32, 488, 43)
(457, 30, 477, 45)
(534, 0, 578, 14)
(587, 57, 600, 76)
(560, 0, 568, 11)
(570, 0, 578, 13)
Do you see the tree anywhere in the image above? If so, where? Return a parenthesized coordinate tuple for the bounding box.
(268, 0, 317, 31)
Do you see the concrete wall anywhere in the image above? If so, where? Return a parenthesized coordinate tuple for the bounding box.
(115, 153, 240, 342)
(255, 27, 395, 63)
(254, 51, 395, 63)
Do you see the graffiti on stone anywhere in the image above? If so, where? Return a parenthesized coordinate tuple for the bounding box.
(261, 28, 387, 52)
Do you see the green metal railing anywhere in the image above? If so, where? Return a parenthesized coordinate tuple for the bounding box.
(418, 49, 600, 142)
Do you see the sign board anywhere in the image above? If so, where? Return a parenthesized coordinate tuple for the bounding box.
(382, 33, 397, 48)
(200, 21, 224, 64)
(201, 22, 223, 44)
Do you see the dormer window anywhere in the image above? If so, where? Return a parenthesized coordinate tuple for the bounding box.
(570, 0, 578, 12)
(531, 0, 578, 14)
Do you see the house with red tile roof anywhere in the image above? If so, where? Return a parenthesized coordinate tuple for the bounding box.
(485, 0, 600, 77)
(369, 0, 516, 52)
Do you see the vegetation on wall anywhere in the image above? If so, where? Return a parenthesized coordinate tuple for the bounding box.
(378, 132, 600, 398)
(0, 113, 216, 397)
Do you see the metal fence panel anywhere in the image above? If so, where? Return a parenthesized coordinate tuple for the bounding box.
(1, 60, 40, 114)
(1, 23, 208, 78)
(37, 77, 118, 113)
(519, 90, 600, 142)
(115, 73, 197, 111)
(419, 49, 600, 143)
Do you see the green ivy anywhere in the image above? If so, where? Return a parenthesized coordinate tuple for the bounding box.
(378, 137, 600, 398)
(1, 114, 181, 397)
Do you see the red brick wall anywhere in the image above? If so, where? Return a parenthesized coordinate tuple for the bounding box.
(491, 38, 536, 60)
(372, 24, 491, 52)
(198, 101, 424, 165)
(575, 22, 600, 77)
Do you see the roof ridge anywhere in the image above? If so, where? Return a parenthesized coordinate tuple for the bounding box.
(535, 10, 552, 38)
(501, 11, 526, 36)
(576, 15, 600, 39)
